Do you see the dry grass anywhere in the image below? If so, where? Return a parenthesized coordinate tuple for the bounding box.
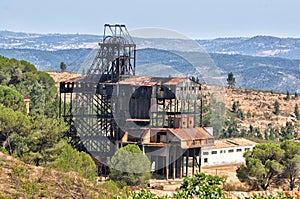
(225, 88, 300, 135)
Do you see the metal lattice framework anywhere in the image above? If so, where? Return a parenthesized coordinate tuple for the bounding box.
(60, 24, 136, 166)
(88, 24, 136, 82)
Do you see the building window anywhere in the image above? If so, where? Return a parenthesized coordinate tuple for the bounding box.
(203, 152, 209, 155)
(244, 148, 250, 151)
(236, 149, 242, 152)
(211, 151, 217, 155)
(204, 158, 208, 163)
(228, 149, 234, 153)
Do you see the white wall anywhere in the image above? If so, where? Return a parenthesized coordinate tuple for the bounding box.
(200, 146, 254, 167)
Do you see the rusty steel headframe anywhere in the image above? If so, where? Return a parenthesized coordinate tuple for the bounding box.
(87, 24, 136, 82)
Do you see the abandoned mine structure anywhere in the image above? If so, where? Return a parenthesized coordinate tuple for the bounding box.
(60, 24, 214, 180)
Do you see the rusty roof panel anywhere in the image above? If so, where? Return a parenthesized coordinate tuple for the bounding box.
(168, 127, 214, 141)
(61, 76, 86, 83)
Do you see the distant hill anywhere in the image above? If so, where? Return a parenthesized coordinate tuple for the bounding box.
(0, 31, 300, 93)
(197, 36, 300, 60)
(0, 30, 100, 50)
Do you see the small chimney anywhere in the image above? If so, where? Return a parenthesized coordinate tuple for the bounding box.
(23, 96, 30, 115)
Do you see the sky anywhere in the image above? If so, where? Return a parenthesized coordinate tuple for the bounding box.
(0, 0, 299, 39)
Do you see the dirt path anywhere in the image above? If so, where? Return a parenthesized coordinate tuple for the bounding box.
(201, 164, 241, 184)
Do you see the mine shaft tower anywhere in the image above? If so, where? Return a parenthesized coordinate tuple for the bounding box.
(60, 24, 214, 179)
(60, 24, 136, 164)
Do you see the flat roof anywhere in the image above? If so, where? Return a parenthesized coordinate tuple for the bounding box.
(203, 138, 257, 150)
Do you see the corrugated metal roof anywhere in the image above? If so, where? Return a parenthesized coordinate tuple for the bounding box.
(118, 76, 189, 86)
(61, 76, 86, 83)
(168, 127, 214, 141)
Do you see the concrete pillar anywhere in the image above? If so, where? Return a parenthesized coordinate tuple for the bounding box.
(198, 148, 201, 173)
(192, 148, 195, 176)
(166, 156, 169, 180)
(173, 148, 176, 180)
(180, 154, 183, 179)
(166, 146, 169, 180)
(186, 150, 189, 177)
(155, 155, 159, 172)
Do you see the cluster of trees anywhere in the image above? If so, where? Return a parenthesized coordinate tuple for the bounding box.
(0, 56, 97, 182)
(221, 117, 298, 141)
(0, 56, 58, 116)
(237, 141, 300, 191)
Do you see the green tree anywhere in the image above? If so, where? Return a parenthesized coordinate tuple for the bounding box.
(227, 72, 236, 88)
(286, 91, 290, 101)
(295, 92, 298, 99)
(174, 172, 226, 199)
(125, 189, 168, 199)
(108, 144, 151, 187)
(280, 122, 295, 141)
(237, 109, 245, 120)
(232, 101, 239, 113)
(274, 100, 280, 115)
(221, 117, 239, 138)
(209, 95, 226, 138)
(255, 128, 263, 139)
(264, 129, 269, 140)
(0, 105, 31, 155)
(295, 104, 300, 120)
(280, 140, 300, 191)
(248, 125, 254, 137)
(21, 115, 67, 166)
(236, 143, 284, 190)
(0, 85, 26, 113)
(60, 62, 67, 72)
(269, 127, 276, 140)
(0, 56, 58, 115)
(50, 143, 97, 181)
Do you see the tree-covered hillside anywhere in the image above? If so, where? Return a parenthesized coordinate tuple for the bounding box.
(0, 56, 59, 116)
(0, 56, 104, 198)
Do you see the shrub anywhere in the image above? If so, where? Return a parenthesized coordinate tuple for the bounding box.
(174, 172, 226, 199)
(108, 144, 151, 188)
(50, 143, 97, 181)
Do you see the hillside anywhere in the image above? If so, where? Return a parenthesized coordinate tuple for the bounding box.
(225, 88, 300, 136)
(0, 151, 114, 198)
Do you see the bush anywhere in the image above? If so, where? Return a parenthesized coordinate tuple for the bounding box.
(174, 172, 226, 199)
(50, 143, 97, 181)
(108, 144, 151, 188)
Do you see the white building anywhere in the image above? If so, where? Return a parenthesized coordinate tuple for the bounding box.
(200, 138, 257, 167)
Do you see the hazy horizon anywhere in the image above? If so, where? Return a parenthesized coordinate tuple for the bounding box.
(1, 0, 299, 40)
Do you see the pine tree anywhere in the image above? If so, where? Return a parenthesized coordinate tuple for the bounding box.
(286, 90, 290, 100)
(274, 100, 280, 115)
(227, 72, 236, 88)
(232, 101, 238, 113)
(60, 62, 67, 72)
(295, 104, 300, 120)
